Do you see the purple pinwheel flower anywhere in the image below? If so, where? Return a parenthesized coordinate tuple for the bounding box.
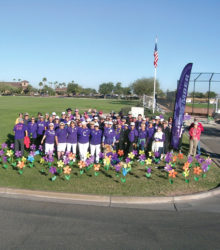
(43, 155, 48, 162)
(38, 145, 43, 151)
(201, 162, 209, 172)
(164, 163, 172, 172)
(15, 151, 22, 158)
(195, 154, 201, 161)
(3, 156, 7, 162)
(125, 157, 131, 163)
(48, 154, 54, 163)
(49, 166, 57, 174)
(29, 151, 35, 156)
(205, 158, 212, 165)
(198, 157, 205, 164)
(99, 152, 105, 159)
(165, 152, 173, 163)
(1, 143, 7, 149)
(0, 149, 4, 156)
(106, 152, 113, 157)
(187, 155, 193, 163)
(10, 143, 14, 149)
(30, 144, 36, 151)
(139, 154, 146, 161)
(63, 157, 69, 165)
(154, 151, 160, 158)
(86, 156, 94, 166)
(132, 150, 138, 156)
(115, 164, 121, 172)
(147, 167, 152, 173)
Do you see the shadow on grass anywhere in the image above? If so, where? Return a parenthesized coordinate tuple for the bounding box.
(6, 133, 14, 145)
(100, 168, 113, 179)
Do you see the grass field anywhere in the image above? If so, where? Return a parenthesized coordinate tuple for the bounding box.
(186, 103, 215, 108)
(0, 96, 219, 196)
(0, 96, 138, 144)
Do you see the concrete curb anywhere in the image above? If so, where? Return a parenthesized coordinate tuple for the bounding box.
(0, 186, 219, 207)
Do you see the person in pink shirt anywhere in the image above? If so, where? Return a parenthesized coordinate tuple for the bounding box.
(189, 122, 202, 156)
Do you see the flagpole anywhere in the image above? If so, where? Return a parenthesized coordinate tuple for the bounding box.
(153, 66, 157, 113)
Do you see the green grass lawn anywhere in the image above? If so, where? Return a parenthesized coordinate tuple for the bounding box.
(0, 96, 219, 196)
(0, 96, 138, 144)
(186, 103, 215, 108)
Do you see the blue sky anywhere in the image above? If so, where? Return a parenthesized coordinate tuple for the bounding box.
(0, 0, 220, 93)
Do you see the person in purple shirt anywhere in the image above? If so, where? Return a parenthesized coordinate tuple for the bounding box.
(102, 121, 116, 150)
(128, 122, 138, 152)
(138, 123, 148, 151)
(77, 121, 90, 161)
(66, 121, 78, 155)
(90, 123, 103, 163)
(46, 116, 53, 129)
(37, 116, 46, 147)
(146, 122, 155, 152)
(41, 123, 55, 155)
(27, 117, 38, 145)
(13, 118, 28, 156)
(53, 116, 60, 130)
(55, 122, 67, 159)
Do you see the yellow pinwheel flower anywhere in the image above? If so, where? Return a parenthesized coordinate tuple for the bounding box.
(103, 157, 111, 166)
(123, 163, 128, 169)
(139, 150, 145, 155)
(21, 156, 27, 163)
(112, 150, 116, 154)
(57, 160, 64, 168)
(148, 151, 153, 157)
(86, 152, 91, 159)
(145, 158, 152, 165)
(6, 150, 13, 157)
(128, 152, 135, 159)
(183, 169, 189, 178)
(40, 158, 45, 164)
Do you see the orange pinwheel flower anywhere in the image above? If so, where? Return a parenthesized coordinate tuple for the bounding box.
(193, 167, 202, 175)
(17, 161, 25, 169)
(169, 169, 178, 178)
(183, 161, 190, 171)
(63, 166, 71, 175)
(68, 153, 76, 161)
(94, 164, 100, 171)
(178, 153, 184, 160)
(172, 155, 177, 162)
(78, 161, 86, 169)
(118, 149, 124, 157)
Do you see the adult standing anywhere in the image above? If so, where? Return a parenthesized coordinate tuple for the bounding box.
(66, 121, 78, 154)
(13, 118, 28, 156)
(163, 121, 171, 154)
(77, 121, 90, 162)
(27, 117, 38, 145)
(102, 121, 116, 150)
(128, 122, 138, 152)
(41, 123, 55, 155)
(37, 115, 46, 147)
(90, 123, 103, 163)
(189, 122, 201, 157)
(55, 122, 67, 159)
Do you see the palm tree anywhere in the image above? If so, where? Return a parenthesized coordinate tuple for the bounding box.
(42, 77, 47, 87)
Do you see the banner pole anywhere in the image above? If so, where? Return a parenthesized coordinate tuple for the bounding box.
(153, 67, 157, 113)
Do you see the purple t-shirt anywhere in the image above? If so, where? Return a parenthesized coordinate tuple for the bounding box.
(13, 123, 27, 140)
(66, 127, 78, 143)
(27, 122, 37, 138)
(45, 129, 55, 144)
(55, 128, 67, 143)
(103, 127, 116, 145)
(90, 129, 102, 145)
(77, 127, 90, 143)
(37, 121, 46, 135)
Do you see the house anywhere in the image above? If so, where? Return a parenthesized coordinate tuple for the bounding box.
(1, 80, 29, 89)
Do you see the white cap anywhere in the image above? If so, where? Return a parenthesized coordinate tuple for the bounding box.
(142, 118, 146, 121)
(104, 121, 108, 124)
(94, 116, 98, 120)
(108, 121, 113, 125)
(49, 123, 54, 127)
(130, 122, 135, 126)
(82, 121, 87, 125)
(155, 116, 160, 120)
(160, 118, 164, 122)
(52, 112, 56, 116)
(94, 123, 99, 127)
(128, 111, 132, 115)
(61, 112, 66, 115)
(55, 116, 59, 119)
(86, 118, 91, 122)
(67, 121, 71, 125)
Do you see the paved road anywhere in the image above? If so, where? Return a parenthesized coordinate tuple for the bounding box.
(200, 124, 220, 166)
(0, 196, 220, 250)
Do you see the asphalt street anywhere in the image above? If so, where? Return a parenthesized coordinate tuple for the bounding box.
(200, 124, 220, 166)
(0, 196, 220, 250)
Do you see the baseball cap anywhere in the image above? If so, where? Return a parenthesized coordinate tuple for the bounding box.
(94, 117, 98, 120)
(128, 111, 132, 115)
(75, 109, 79, 112)
(82, 121, 87, 125)
(52, 112, 56, 116)
(49, 123, 54, 127)
(55, 116, 60, 119)
(61, 112, 66, 115)
(130, 122, 135, 126)
(94, 123, 99, 127)
(108, 121, 113, 125)
(60, 122, 65, 125)
(18, 118, 23, 123)
(24, 112, 29, 116)
(155, 116, 160, 120)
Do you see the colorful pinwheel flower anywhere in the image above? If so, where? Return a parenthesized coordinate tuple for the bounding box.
(57, 160, 64, 168)
(6, 150, 13, 157)
(78, 161, 86, 169)
(17, 161, 25, 169)
(145, 158, 152, 165)
(169, 169, 178, 178)
(94, 164, 100, 171)
(193, 167, 202, 175)
(63, 166, 71, 175)
(118, 149, 124, 157)
(128, 152, 135, 159)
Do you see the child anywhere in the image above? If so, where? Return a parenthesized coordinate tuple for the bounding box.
(152, 126, 165, 156)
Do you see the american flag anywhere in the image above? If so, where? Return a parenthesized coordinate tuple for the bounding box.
(154, 40, 158, 68)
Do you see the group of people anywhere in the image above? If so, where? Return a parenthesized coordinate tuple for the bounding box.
(13, 107, 203, 162)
